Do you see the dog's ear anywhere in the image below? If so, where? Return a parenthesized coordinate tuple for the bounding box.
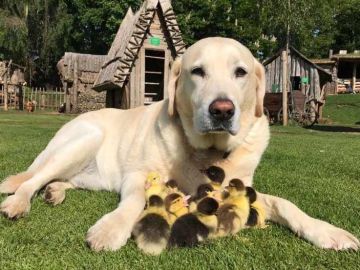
(254, 59, 266, 118)
(168, 57, 182, 116)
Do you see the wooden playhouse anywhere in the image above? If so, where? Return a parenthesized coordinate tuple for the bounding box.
(93, 0, 186, 109)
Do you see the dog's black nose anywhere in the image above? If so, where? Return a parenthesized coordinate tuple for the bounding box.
(209, 99, 235, 121)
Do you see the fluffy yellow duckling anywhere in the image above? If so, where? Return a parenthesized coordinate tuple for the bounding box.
(132, 195, 171, 255)
(201, 165, 225, 191)
(144, 172, 167, 201)
(168, 197, 219, 247)
(216, 179, 250, 236)
(164, 193, 191, 224)
(165, 179, 186, 197)
(245, 186, 267, 228)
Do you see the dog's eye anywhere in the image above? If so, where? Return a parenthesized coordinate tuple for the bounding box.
(191, 67, 205, 77)
(235, 67, 247, 77)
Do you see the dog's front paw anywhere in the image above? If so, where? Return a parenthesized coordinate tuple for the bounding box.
(0, 195, 31, 219)
(303, 219, 359, 251)
(44, 183, 66, 205)
(86, 213, 131, 252)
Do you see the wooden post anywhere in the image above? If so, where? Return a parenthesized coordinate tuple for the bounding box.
(73, 58, 79, 113)
(55, 87, 58, 110)
(22, 86, 26, 110)
(35, 87, 38, 111)
(3, 61, 11, 111)
(353, 63, 357, 93)
(41, 88, 45, 110)
(65, 82, 71, 113)
(281, 50, 288, 126)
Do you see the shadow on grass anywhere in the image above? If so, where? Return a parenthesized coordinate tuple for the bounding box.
(306, 125, 360, 133)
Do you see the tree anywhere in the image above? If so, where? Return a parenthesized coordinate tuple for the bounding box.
(259, 0, 337, 58)
(0, 0, 29, 63)
(173, 0, 263, 56)
(333, 0, 360, 52)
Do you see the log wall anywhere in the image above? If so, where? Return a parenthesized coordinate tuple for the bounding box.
(264, 51, 322, 100)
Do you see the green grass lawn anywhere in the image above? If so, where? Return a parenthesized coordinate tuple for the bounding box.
(323, 94, 360, 125)
(0, 111, 359, 269)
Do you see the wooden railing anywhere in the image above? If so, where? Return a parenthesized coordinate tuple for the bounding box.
(336, 79, 360, 93)
(0, 85, 65, 111)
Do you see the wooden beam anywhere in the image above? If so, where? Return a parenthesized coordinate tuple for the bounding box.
(281, 50, 288, 126)
(65, 82, 71, 113)
(3, 64, 9, 111)
(72, 58, 79, 113)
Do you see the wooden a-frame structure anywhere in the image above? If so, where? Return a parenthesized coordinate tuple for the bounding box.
(93, 0, 185, 109)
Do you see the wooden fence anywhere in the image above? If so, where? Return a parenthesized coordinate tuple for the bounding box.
(0, 85, 65, 112)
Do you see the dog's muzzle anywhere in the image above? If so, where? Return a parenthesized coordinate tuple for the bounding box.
(207, 99, 236, 134)
(209, 99, 235, 121)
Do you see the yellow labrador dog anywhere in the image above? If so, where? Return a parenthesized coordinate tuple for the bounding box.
(0, 37, 358, 252)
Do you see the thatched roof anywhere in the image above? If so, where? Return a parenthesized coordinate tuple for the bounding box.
(93, 0, 185, 91)
(0, 60, 25, 85)
(57, 53, 106, 83)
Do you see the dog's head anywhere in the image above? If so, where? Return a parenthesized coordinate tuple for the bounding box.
(168, 37, 266, 151)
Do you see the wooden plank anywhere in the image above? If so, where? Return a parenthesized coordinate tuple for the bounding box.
(145, 71, 162, 74)
(296, 57, 301, 77)
(305, 66, 309, 96)
(309, 68, 314, 99)
(163, 49, 170, 99)
(281, 50, 288, 125)
(35, 87, 38, 111)
(145, 55, 165, 60)
(22, 86, 25, 110)
(314, 70, 320, 100)
(279, 55, 283, 93)
(65, 82, 71, 113)
(270, 62, 275, 92)
(145, 82, 161, 85)
(73, 57, 79, 112)
(55, 87, 58, 110)
(276, 56, 281, 91)
(139, 47, 145, 106)
(3, 63, 9, 111)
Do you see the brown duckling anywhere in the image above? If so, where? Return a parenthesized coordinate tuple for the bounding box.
(132, 195, 171, 255)
(168, 197, 219, 248)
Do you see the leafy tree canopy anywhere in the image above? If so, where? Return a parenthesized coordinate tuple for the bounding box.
(0, 0, 359, 85)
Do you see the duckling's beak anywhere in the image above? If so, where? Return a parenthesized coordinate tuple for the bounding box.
(183, 195, 191, 207)
(145, 181, 151, 189)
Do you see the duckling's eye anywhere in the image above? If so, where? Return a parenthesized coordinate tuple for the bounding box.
(173, 198, 181, 204)
(191, 67, 205, 77)
(235, 67, 247, 78)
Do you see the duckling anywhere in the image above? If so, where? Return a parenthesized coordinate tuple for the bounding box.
(216, 179, 250, 237)
(164, 193, 190, 224)
(188, 183, 215, 213)
(201, 165, 225, 191)
(132, 195, 171, 255)
(168, 197, 219, 247)
(145, 172, 167, 201)
(196, 197, 219, 238)
(165, 179, 186, 197)
(245, 187, 267, 228)
(195, 183, 214, 201)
